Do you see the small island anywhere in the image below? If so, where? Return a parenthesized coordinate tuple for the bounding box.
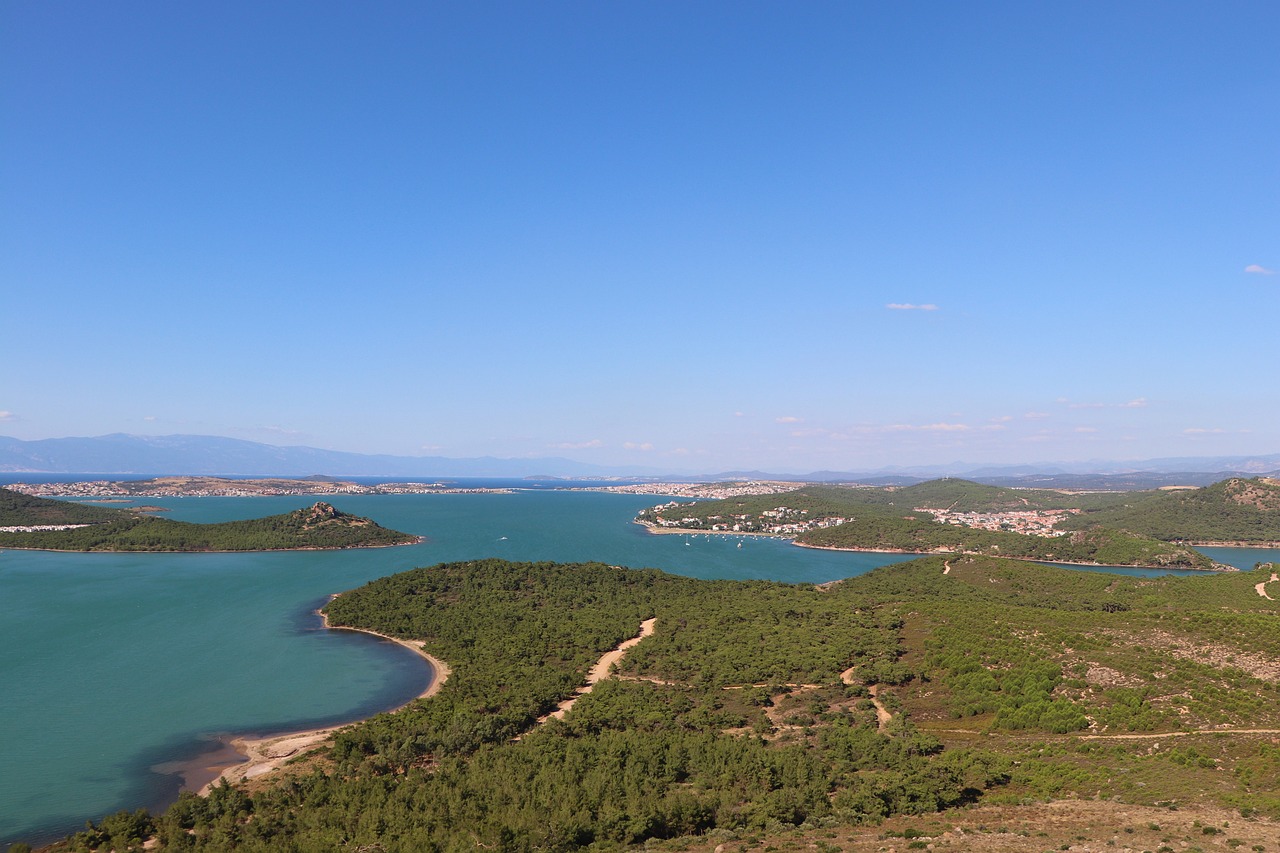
(0, 488, 419, 551)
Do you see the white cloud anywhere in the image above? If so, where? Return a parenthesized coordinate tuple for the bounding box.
(623, 441, 654, 451)
(733, 411, 745, 417)
(1183, 427, 1225, 435)
(1024, 411, 1050, 420)
(143, 415, 156, 422)
(553, 439, 604, 450)
(0, 410, 14, 421)
(881, 422, 970, 433)
(1245, 264, 1275, 275)
(886, 303, 939, 311)
(775, 416, 802, 424)
(1063, 398, 1147, 410)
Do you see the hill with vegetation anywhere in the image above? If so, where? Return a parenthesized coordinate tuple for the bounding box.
(1057, 476, 1280, 543)
(639, 480, 1232, 569)
(797, 507, 1215, 569)
(0, 488, 126, 526)
(58, 556, 1280, 852)
(0, 488, 417, 551)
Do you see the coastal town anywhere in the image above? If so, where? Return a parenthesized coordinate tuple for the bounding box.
(5, 477, 514, 498)
(640, 501, 1082, 539)
(638, 502, 852, 536)
(913, 506, 1081, 537)
(588, 480, 807, 499)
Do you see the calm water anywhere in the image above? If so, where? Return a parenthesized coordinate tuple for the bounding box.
(1, 491, 1275, 847)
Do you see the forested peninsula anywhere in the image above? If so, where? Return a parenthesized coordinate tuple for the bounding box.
(640, 477, 1280, 570)
(0, 488, 417, 551)
(58, 556, 1280, 852)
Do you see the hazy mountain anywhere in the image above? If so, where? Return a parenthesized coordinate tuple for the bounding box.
(0, 434, 664, 479)
(1, 434, 1276, 485)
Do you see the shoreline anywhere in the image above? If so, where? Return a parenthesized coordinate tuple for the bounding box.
(792, 541, 1233, 571)
(0, 536, 425, 555)
(639, 522, 1234, 571)
(1182, 541, 1280, 549)
(183, 603, 449, 796)
(634, 520, 787, 539)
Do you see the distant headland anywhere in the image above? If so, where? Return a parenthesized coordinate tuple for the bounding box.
(0, 487, 420, 551)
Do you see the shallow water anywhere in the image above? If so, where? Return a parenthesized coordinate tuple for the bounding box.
(1, 491, 1275, 847)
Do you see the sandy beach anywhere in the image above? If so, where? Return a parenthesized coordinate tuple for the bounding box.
(188, 606, 450, 795)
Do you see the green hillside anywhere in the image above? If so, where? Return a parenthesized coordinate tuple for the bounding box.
(641, 481, 1219, 569)
(1058, 476, 1280, 542)
(0, 488, 417, 551)
(0, 488, 124, 526)
(797, 508, 1215, 569)
(64, 556, 1280, 852)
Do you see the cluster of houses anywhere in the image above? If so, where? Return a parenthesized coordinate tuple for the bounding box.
(640, 503, 851, 536)
(913, 507, 1080, 537)
(597, 480, 805, 499)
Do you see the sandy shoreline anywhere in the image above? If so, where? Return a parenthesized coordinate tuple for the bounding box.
(185, 603, 449, 795)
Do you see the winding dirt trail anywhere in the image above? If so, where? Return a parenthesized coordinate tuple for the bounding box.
(1255, 571, 1279, 600)
(537, 617, 657, 724)
(1077, 728, 1280, 741)
(840, 665, 892, 731)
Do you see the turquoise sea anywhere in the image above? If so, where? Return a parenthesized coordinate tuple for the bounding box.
(1, 490, 1276, 848)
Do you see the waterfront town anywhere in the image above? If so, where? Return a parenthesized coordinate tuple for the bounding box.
(4, 477, 511, 498)
(640, 501, 1081, 539)
(913, 506, 1081, 537)
(638, 502, 851, 536)
(589, 480, 807, 499)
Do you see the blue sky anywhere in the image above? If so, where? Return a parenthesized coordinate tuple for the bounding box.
(3, 1, 1276, 473)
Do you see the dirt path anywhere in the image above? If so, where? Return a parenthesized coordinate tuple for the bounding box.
(840, 665, 892, 731)
(867, 685, 893, 731)
(537, 617, 656, 724)
(1255, 571, 1278, 600)
(1077, 727, 1280, 741)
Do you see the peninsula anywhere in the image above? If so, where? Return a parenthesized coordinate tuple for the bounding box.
(65, 556, 1280, 852)
(0, 488, 418, 551)
(637, 476, 1280, 570)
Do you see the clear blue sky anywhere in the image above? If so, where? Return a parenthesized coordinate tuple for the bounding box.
(3, 1, 1277, 473)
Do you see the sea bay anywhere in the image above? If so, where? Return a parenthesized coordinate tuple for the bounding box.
(2, 489, 1275, 848)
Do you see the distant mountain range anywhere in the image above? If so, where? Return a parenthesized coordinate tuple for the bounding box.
(1, 434, 1277, 488)
(0, 434, 662, 479)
